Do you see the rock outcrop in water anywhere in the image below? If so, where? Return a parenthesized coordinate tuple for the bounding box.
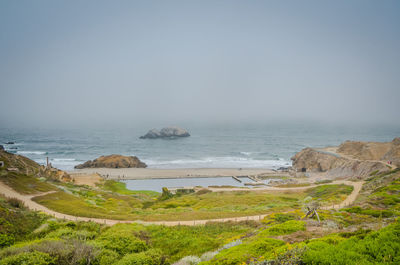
(140, 127, 190, 139)
(74, 154, 147, 169)
(291, 137, 400, 178)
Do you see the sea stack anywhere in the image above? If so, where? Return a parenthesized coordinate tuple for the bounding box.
(74, 154, 147, 169)
(140, 126, 190, 139)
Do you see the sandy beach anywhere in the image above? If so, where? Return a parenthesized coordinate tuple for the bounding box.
(69, 168, 282, 180)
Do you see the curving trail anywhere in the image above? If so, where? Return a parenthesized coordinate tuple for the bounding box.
(0, 180, 363, 226)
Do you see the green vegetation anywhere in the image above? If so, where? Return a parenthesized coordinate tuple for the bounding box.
(300, 221, 400, 265)
(0, 216, 257, 265)
(306, 184, 353, 205)
(32, 181, 353, 221)
(259, 220, 306, 236)
(2, 150, 400, 264)
(101, 180, 159, 198)
(0, 195, 47, 248)
(0, 172, 57, 194)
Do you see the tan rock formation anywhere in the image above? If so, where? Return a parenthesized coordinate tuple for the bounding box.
(337, 137, 400, 166)
(291, 137, 400, 178)
(74, 154, 147, 169)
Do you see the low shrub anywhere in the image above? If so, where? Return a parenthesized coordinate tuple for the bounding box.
(94, 249, 119, 265)
(302, 221, 400, 265)
(204, 238, 284, 265)
(115, 248, 164, 265)
(261, 220, 306, 236)
(6, 198, 24, 209)
(0, 251, 56, 265)
(196, 189, 211, 195)
(343, 206, 396, 218)
(0, 233, 15, 248)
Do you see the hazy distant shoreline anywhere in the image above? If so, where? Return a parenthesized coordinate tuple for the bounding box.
(69, 168, 280, 180)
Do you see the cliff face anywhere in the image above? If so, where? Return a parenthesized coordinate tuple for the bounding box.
(291, 148, 389, 178)
(291, 148, 347, 172)
(337, 137, 400, 166)
(74, 154, 147, 169)
(291, 137, 400, 178)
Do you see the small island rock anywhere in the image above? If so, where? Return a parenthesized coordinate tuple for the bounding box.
(140, 126, 190, 139)
(75, 154, 147, 169)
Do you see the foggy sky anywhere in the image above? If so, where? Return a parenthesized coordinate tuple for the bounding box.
(1, 0, 399, 128)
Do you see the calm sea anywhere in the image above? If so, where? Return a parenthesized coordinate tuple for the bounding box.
(1, 122, 399, 171)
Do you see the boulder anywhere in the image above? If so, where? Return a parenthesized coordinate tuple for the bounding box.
(140, 126, 190, 139)
(0, 145, 3, 151)
(74, 154, 147, 169)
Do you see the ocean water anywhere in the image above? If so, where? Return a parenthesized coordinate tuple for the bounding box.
(0, 122, 399, 171)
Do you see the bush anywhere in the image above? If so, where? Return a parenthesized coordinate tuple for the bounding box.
(116, 249, 164, 265)
(0, 233, 15, 248)
(94, 249, 119, 265)
(196, 189, 211, 195)
(0, 251, 56, 265)
(96, 229, 147, 256)
(343, 206, 395, 218)
(6, 198, 24, 209)
(45, 227, 98, 241)
(205, 238, 284, 265)
(158, 188, 173, 201)
(261, 220, 306, 236)
(302, 221, 400, 265)
(0, 239, 98, 265)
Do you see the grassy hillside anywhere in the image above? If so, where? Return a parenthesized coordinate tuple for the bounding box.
(32, 181, 353, 221)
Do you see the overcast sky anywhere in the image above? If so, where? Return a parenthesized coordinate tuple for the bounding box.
(0, 0, 399, 128)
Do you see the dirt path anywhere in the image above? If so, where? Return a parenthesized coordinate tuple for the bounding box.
(0, 180, 363, 226)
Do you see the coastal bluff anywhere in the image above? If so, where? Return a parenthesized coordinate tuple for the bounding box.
(140, 126, 190, 139)
(291, 137, 399, 178)
(74, 154, 147, 169)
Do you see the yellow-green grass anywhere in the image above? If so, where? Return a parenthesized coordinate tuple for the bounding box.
(31, 184, 354, 221)
(306, 184, 354, 206)
(275, 183, 312, 188)
(32, 191, 143, 220)
(0, 172, 57, 195)
(100, 180, 159, 198)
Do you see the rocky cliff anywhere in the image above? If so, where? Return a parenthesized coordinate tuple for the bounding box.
(291, 137, 400, 178)
(0, 149, 72, 182)
(74, 154, 147, 169)
(337, 137, 400, 166)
